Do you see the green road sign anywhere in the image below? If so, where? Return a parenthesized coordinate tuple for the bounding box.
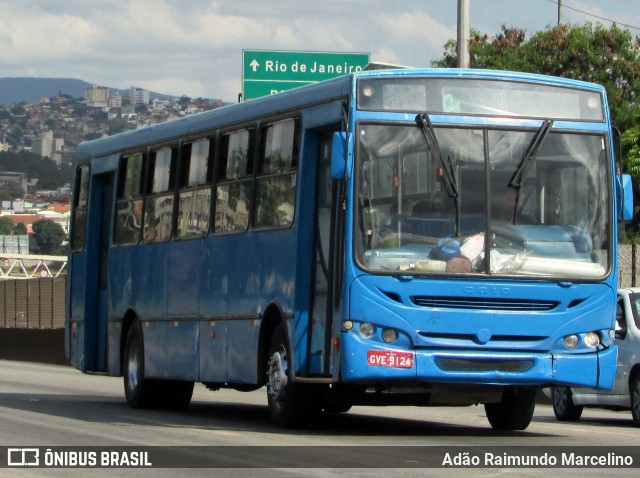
(242, 50, 370, 100)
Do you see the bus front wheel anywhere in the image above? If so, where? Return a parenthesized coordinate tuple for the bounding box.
(266, 324, 317, 428)
(484, 387, 536, 431)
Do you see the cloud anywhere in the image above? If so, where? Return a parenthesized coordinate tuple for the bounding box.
(0, 1, 638, 102)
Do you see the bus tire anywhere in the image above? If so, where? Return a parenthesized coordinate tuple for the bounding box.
(266, 324, 317, 428)
(158, 380, 194, 410)
(551, 386, 583, 421)
(123, 320, 158, 409)
(484, 387, 536, 431)
(631, 374, 640, 426)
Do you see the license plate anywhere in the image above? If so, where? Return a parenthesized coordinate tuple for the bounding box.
(367, 350, 414, 368)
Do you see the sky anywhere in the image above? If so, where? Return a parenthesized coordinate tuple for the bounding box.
(0, 0, 638, 103)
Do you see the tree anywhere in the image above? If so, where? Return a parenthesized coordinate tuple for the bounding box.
(0, 181, 25, 201)
(30, 219, 66, 255)
(432, 23, 640, 131)
(0, 217, 15, 235)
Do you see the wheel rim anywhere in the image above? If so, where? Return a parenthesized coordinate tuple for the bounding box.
(127, 340, 140, 391)
(267, 345, 288, 407)
(553, 387, 568, 414)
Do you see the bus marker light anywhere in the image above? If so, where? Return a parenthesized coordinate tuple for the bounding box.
(359, 322, 375, 338)
(563, 335, 579, 349)
(332, 337, 340, 352)
(344, 320, 354, 330)
(382, 328, 398, 343)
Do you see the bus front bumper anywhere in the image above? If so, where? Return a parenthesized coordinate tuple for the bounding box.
(341, 335, 617, 390)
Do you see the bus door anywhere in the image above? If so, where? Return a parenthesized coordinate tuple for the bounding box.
(83, 171, 114, 372)
(309, 131, 344, 377)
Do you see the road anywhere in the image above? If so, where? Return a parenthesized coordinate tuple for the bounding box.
(0, 360, 639, 477)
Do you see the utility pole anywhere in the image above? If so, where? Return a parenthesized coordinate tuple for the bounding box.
(557, 0, 562, 25)
(457, 0, 470, 68)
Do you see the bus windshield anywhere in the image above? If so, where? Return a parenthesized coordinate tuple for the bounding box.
(355, 122, 610, 279)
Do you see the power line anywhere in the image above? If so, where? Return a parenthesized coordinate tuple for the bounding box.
(547, 0, 640, 31)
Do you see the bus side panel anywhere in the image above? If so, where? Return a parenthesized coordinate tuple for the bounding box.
(168, 240, 201, 317)
(226, 230, 297, 383)
(106, 247, 134, 376)
(168, 320, 199, 381)
(227, 232, 263, 383)
(68, 253, 88, 370)
(166, 240, 202, 380)
(199, 236, 229, 382)
(143, 320, 168, 377)
(133, 244, 169, 378)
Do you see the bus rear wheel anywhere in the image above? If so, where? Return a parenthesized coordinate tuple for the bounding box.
(484, 387, 536, 431)
(123, 321, 195, 409)
(266, 324, 317, 428)
(123, 320, 157, 409)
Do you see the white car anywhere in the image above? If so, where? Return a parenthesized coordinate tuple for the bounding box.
(551, 287, 640, 426)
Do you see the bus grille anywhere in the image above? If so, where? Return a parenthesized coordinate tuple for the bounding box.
(411, 296, 559, 311)
(434, 357, 534, 373)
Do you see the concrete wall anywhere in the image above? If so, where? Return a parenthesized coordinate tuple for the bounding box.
(0, 328, 68, 366)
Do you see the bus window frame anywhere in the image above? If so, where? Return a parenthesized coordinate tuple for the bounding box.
(253, 116, 301, 231)
(142, 143, 178, 243)
(71, 163, 91, 252)
(214, 125, 256, 235)
(175, 135, 216, 240)
(113, 150, 146, 246)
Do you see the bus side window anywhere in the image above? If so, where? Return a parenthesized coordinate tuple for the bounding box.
(143, 146, 177, 242)
(215, 128, 254, 234)
(71, 165, 90, 251)
(176, 138, 213, 238)
(114, 152, 145, 245)
(254, 118, 299, 229)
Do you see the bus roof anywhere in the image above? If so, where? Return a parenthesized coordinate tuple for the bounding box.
(74, 68, 606, 164)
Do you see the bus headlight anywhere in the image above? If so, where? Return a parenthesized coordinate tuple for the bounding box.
(359, 322, 375, 339)
(381, 328, 398, 343)
(584, 332, 600, 348)
(563, 334, 579, 349)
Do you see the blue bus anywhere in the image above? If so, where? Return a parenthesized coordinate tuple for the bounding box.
(66, 68, 633, 431)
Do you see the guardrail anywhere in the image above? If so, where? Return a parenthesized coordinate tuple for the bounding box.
(0, 253, 67, 279)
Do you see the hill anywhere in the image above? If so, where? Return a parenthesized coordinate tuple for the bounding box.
(0, 77, 175, 106)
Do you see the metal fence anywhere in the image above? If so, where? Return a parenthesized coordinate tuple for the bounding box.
(0, 277, 66, 329)
(619, 243, 640, 288)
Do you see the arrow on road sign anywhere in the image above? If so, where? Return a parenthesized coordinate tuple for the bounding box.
(250, 60, 260, 72)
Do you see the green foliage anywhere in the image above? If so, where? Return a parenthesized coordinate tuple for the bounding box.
(30, 219, 66, 255)
(432, 23, 640, 132)
(0, 217, 16, 235)
(0, 181, 25, 201)
(0, 151, 71, 190)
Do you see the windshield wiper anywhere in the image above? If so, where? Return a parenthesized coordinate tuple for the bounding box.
(416, 113, 460, 236)
(416, 114, 458, 198)
(510, 120, 553, 188)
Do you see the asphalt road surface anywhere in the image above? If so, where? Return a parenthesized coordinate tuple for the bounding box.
(1, 360, 639, 477)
